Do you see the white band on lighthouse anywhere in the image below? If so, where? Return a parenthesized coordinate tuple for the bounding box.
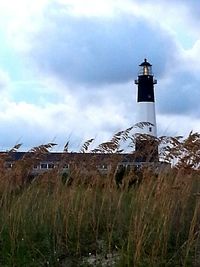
(136, 102, 157, 137)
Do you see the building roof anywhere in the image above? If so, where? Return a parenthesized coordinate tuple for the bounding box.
(1, 151, 137, 164)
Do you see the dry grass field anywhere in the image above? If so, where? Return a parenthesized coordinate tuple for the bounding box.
(0, 129, 200, 266)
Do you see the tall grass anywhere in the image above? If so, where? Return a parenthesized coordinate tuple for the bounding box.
(0, 129, 200, 266)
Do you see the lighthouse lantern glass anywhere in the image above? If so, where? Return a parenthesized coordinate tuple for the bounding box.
(139, 65, 152, 76)
(144, 66, 148, 75)
(138, 59, 153, 76)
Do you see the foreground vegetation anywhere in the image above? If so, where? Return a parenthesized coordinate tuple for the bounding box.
(0, 167, 200, 266)
(0, 128, 200, 266)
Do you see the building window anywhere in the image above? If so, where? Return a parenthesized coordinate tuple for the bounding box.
(149, 127, 152, 132)
(40, 163, 48, 169)
(126, 164, 131, 171)
(6, 163, 13, 168)
(48, 163, 55, 169)
(98, 164, 108, 170)
(102, 165, 107, 170)
(33, 165, 38, 169)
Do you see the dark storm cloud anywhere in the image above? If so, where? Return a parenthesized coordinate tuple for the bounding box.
(157, 71, 200, 116)
(27, 3, 177, 87)
(24, 2, 200, 118)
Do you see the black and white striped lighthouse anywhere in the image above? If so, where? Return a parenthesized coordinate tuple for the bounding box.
(135, 59, 158, 162)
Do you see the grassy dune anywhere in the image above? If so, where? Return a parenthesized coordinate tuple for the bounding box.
(0, 166, 199, 266)
(0, 130, 199, 266)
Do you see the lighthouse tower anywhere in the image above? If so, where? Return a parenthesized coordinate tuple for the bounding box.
(134, 59, 158, 162)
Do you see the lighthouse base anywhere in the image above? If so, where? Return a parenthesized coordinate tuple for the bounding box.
(135, 135, 159, 163)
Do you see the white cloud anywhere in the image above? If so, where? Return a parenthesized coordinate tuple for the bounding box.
(0, 69, 10, 90)
(184, 40, 200, 74)
(157, 114, 200, 137)
(0, 0, 199, 150)
(0, 79, 133, 150)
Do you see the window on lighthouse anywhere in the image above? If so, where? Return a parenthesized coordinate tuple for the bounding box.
(144, 66, 148, 75)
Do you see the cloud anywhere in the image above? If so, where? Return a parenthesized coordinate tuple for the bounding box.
(21, 1, 200, 120)
(157, 71, 200, 116)
(25, 2, 178, 87)
(133, 0, 200, 13)
(136, 0, 200, 27)
(164, 0, 200, 19)
(0, 69, 10, 90)
(0, 83, 133, 150)
(1, 0, 200, 148)
(156, 39, 200, 117)
(157, 113, 200, 137)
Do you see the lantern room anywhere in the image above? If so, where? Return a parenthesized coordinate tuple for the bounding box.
(138, 58, 153, 76)
(135, 58, 157, 85)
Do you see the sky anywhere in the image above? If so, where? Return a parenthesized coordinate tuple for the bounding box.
(0, 0, 200, 151)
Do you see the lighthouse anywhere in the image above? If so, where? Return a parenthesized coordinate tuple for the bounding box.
(134, 59, 158, 162)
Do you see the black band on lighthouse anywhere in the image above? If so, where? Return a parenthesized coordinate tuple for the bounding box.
(137, 75, 155, 102)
